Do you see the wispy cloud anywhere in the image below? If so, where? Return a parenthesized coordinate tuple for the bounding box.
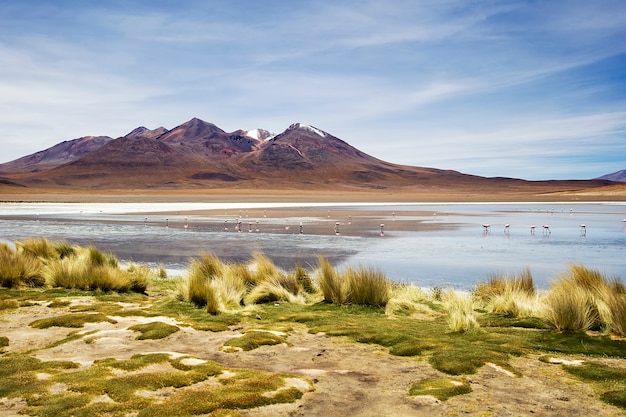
(0, 1, 624, 180)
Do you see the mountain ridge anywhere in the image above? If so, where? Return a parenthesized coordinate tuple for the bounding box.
(0, 118, 619, 193)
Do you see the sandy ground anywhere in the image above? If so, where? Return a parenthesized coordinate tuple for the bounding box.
(1, 300, 624, 417)
(1, 185, 626, 204)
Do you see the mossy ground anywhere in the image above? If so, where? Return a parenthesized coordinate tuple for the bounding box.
(1, 281, 626, 415)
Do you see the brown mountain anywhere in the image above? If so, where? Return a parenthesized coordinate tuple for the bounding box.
(0, 118, 617, 194)
(0, 135, 113, 174)
(125, 126, 169, 139)
(157, 118, 260, 160)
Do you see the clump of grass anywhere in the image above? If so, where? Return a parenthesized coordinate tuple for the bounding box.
(181, 253, 314, 313)
(444, 290, 479, 333)
(385, 284, 441, 318)
(0, 336, 8, 349)
(294, 263, 316, 294)
(244, 276, 305, 305)
(345, 265, 390, 307)
(0, 298, 20, 310)
(15, 237, 59, 260)
(409, 377, 472, 400)
(249, 253, 281, 284)
(86, 245, 118, 268)
(43, 251, 147, 294)
(544, 264, 624, 333)
(316, 257, 346, 304)
(607, 291, 626, 337)
(0, 243, 44, 288)
(473, 268, 539, 318)
(181, 253, 247, 314)
(128, 321, 180, 340)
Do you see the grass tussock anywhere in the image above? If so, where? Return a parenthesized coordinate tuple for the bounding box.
(181, 253, 315, 314)
(385, 284, 441, 318)
(0, 239, 150, 294)
(315, 258, 391, 307)
(0, 243, 44, 288)
(473, 268, 539, 318)
(345, 265, 390, 307)
(316, 256, 345, 304)
(444, 290, 479, 333)
(544, 264, 625, 334)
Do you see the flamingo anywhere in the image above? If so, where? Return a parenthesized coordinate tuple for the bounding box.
(184, 217, 188, 229)
(334, 222, 340, 235)
(504, 224, 510, 233)
(482, 224, 491, 233)
(380, 223, 385, 237)
(530, 225, 536, 234)
(580, 224, 586, 236)
(542, 225, 551, 235)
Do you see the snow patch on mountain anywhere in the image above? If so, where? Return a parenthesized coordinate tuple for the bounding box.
(244, 128, 275, 141)
(289, 123, 327, 137)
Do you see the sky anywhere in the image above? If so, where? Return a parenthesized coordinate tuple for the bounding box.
(1, 1, 625, 180)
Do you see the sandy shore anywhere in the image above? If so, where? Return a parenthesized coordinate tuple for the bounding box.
(1, 183, 626, 204)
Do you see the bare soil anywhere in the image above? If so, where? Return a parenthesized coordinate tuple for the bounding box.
(1, 299, 624, 417)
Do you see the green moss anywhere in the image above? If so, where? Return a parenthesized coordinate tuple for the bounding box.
(409, 377, 472, 400)
(95, 353, 171, 371)
(562, 362, 626, 410)
(0, 298, 19, 310)
(223, 330, 289, 351)
(128, 321, 180, 340)
(29, 313, 117, 329)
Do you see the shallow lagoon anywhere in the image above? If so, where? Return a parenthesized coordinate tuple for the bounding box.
(1, 201, 624, 290)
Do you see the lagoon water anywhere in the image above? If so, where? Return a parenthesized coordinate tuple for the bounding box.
(1, 201, 625, 290)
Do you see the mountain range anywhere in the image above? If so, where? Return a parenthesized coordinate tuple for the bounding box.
(0, 118, 621, 194)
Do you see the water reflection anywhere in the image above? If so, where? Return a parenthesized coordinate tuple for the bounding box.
(1, 202, 624, 290)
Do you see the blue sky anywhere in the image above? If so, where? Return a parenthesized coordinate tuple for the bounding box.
(1, 1, 625, 180)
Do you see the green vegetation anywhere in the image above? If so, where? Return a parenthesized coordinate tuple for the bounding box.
(29, 313, 117, 329)
(0, 238, 149, 294)
(2, 241, 626, 412)
(409, 377, 472, 400)
(544, 265, 626, 335)
(223, 330, 289, 352)
(0, 351, 306, 416)
(562, 362, 626, 408)
(443, 289, 479, 333)
(128, 321, 180, 340)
